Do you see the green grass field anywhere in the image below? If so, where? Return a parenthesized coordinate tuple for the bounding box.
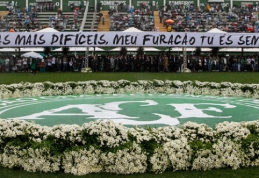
(1, 166, 259, 178)
(0, 72, 259, 84)
(1, 71, 259, 178)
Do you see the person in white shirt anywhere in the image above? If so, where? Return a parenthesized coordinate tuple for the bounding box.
(223, 57, 228, 71)
(5, 56, 10, 72)
(251, 56, 255, 72)
(22, 58, 28, 72)
(247, 56, 252, 71)
(69, 58, 74, 72)
(203, 57, 208, 71)
(110, 56, 115, 72)
(16, 58, 22, 72)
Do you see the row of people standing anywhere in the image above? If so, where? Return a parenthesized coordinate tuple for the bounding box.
(38, 55, 84, 72)
(188, 55, 258, 72)
(40, 54, 259, 73)
(89, 55, 183, 72)
(0, 56, 30, 73)
(0, 54, 84, 73)
(88, 54, 259, 72)
(1, 54, 258, 73)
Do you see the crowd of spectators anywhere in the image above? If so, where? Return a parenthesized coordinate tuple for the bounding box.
(0, 54, 85, 73)
(105, 1, 259, 33)
(108, 2, 155, 31)
(48, 8, 81, 31)
(48, 2, 85, 31)
(0, 3, 39, 32)
(88, 54, 259, 72)
(160, 2, 259, 32)
(1, 54, 258, 73)
(0, 2, 83, 32)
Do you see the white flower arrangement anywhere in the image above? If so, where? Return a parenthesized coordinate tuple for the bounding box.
(0, 80, 259, 175)
(1, 119, 259, 175)
(81, 68, 92, 73)
(0, 79, 255, 99)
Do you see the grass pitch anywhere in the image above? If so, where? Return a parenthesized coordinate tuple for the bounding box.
(0, 72, 259, 84)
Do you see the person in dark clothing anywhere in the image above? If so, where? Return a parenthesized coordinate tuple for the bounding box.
(70, 3, 75, 11)
(228, 56, 233, 72)
(31, 58, 37, 75)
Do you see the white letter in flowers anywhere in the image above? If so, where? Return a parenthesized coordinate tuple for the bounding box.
(15, 104, 138, 120)
(12, 100, 180, 126)
(168, 103, 236, 118)
(14, 100, 156, 119)
(100, 100, 179, 125)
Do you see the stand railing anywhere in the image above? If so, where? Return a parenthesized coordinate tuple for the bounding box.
(79, 1, 89, 32)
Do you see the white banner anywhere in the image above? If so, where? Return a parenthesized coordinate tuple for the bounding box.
(1, 32, 259, 47)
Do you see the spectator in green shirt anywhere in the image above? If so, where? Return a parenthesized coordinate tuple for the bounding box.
(31, 58, 37, 75)
(0, 57, 5, 72)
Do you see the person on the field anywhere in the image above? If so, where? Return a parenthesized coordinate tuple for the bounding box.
(31, 58, 37, 75)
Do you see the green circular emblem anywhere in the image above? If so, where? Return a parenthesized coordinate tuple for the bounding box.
(0, 94, 258, 127)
